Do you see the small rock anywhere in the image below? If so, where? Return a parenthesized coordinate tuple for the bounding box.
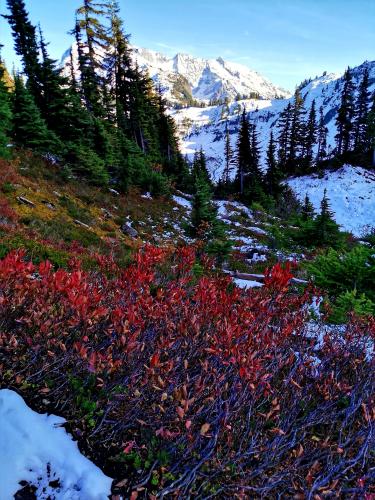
(109, 188, 120, 196)
(42, 200, 56, 210)
(121, 222, 138, 238)
(74, 219, 91, 229)
(101, 208, 113, 219)
(17, 196, 35, 207)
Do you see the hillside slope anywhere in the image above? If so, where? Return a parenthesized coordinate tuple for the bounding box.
(287, 165, 375, 236)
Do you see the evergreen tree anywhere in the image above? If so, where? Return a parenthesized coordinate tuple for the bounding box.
(317, 105, 328, 163)
(335, 67, 355, 155)
(277, 102, 292, 173)
(4, 0, 42, 105)
(303, 99, 317, 172)
(367, 92, 375, 166)
(0, 53, 12, 158)
(288, 88, 306, 173)
(11, 74, 60, 153)
(315, 189, 341, 246)
(192, 149, 212, 187)
(75, 0, 110, 115)
(223, 123, 235, 186)
(301, 193, 315, 221)
(353, 67, 371, 153)
(265, 131, 283, 197)
(236, 109, 251, 194)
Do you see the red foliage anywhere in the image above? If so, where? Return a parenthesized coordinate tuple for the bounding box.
(0, 246, 374, 497)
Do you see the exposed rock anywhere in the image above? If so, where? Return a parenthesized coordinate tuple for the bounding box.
(121, 222, 138, 238)
(101, 208, 113, 219)
(42, 200, 56, 210)
(109, 188, 120, 196)
(17, 196, 35, 207)
(74, 219, 91, 229)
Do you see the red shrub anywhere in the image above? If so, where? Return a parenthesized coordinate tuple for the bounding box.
(0, 247, 373, 497)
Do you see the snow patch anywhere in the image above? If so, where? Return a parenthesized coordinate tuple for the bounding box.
(0, 390, 112, 500)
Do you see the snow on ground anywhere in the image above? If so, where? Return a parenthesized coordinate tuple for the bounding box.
(234, 278, 264, 289)
(173, 195, 192, 210)
(287, 165, 375, 236)
(0, 390, 112, 500)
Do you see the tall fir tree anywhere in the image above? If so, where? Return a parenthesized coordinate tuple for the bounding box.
(75, 0, 110, 115)
(367, 92, 375, 167)
(0, 53, 12, 158)
(223, 123, 235, 186)
(236, 110, 263, 201)
(353, 67, 371, 153)
(335, 67, 355, 155)
(11, 74, 60, 153)
(277, 102, 292, 173)
(265, 131, 283, 197)
(317, 105, 328, 163)
(302, 99, 317, 172)
(301, 193, 315, 221)
(4, 0, 42, 106)
(288, 88, 306, 173)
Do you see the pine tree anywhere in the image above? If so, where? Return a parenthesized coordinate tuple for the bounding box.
(303, 99, 317, 172)
(353, 67, 370, 153)
(4, 0, 42, 105)
(236, 109, 251, 194)
(75, 0, 110, 115)
(277, 102, 292, 173)
(367, 92, 375, 166)
(301, 194, 315, 221)
(288, 88, 306, 173)
(265, 131, 282, 197)
(335, 67, 355, 155)
(223, 123, 234, 186)
(317, 105, 328, 163)
(11, 74, 60, 153)
(0, 53, 12, 158)
(315, 189, 340, 246)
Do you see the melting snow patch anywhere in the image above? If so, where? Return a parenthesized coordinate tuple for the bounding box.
(173, 195, 192, 211)
(234, 278, 263, 289)
(0, 389, 112, 500)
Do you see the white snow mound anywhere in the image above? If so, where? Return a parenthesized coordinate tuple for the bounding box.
(0, 389, 112, 500)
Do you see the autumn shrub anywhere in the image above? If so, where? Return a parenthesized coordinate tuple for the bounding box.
(0, 246, 374, 498)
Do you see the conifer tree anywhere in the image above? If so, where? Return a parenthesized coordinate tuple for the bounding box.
(75, 0, 110, 115)
(303, 99, 317, 172)
(0, 54, 12, 158)
(265, 131, 282, 197)
(277, 102, 292, 172)
(223, 123, 234, 186)
(315, 189, 340, 246)
(367, 92, 375, 166)
(353, 67, 370, 153)
(288, 88, 306, 173)
(335, 67, 355, 155)
(11, 74, 60, 153)
(301, 193, 315, 221)
(4, 0, 42, 105)
(317, 105, 328, 163)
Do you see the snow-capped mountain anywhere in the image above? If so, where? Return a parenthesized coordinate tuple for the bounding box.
(172, 60, 375, 180)
(131, 47, 291, 105)
(60, 45, 290, 107)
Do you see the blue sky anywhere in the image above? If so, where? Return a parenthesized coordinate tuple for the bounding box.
(1, 0, 374, 91)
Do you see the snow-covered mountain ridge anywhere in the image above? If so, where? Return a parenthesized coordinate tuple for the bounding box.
(61, 44, 290, 107)
(173, 60, 375, 179)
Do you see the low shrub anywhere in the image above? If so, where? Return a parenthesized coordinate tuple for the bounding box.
(0, 247, 373, 497)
